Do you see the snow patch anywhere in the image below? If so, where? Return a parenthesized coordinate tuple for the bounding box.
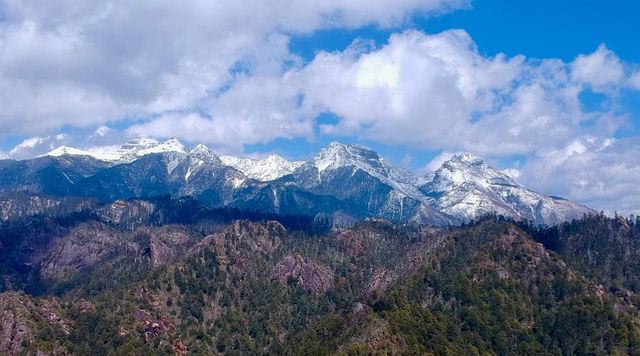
(220, 154, 304, 181)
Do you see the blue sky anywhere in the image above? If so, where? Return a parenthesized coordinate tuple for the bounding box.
(0, 0, 639, 213)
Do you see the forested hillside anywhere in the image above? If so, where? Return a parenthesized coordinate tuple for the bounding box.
(1, 197, 639, 355)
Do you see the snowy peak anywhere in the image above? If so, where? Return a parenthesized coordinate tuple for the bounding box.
(27, 141, 592, 226)
(448, 153, 485, 166)
(190, 144, 211, 154)
(312, 142, 384, 172)
(44, 146, 92, 158)
(313, 142, 420, 198)
(188, 144, 220, 163)
(430, 153, 517, 190)
(42, 136, 189, 163)
(422, 153, 592, 224)
(135, 137, 187, 156)
(220, 154, 304, 182)
(41, 145, 123, 162)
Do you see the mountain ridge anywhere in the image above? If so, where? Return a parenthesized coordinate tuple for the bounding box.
(7, 138, 593, 226)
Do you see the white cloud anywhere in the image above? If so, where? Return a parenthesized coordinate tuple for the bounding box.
(423, 151, 461, 172)
(571, 44, 625, 90)
(289, 31, 631, 156)
(296, 30, 526, 153)
(520, 137, 640, 215)
(501, 168, 521, 181)
(126, 71, 314, 151)
(0, 0, 467, 137)
(8, 135, 72, 159)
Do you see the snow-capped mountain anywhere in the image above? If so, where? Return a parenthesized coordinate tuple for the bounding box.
(311, 142, 422, 199)
(42, 137, 301, 182)
(41, 136, 187, 163)
(14, 139, 594, 226)
(420, 153, 593, 225)
(44, 145, 123, 162)
(220, 154, 304, 182)
(284, 142, 454, 225)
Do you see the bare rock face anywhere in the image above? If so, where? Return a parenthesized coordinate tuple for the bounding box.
(173, 338, 187, 356)
(39, 221, 121, 279)
(0, 293, 73, 355)
(198, 220, 286, 271)
(335, 229, 365, 257)
(97, 199, 156, 226)
(39, 299, 70, 336)
(131, 226, 193, 267)
(39, 222, 196, 282)
(0, 293, 34, 356)
(132, 309, 176, 342)
(366, 270, 393, 293)
(271, 255, 334, 295)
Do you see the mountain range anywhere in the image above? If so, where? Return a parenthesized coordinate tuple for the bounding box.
(0, 137, 592, 226)
(1, 137, 637, 356)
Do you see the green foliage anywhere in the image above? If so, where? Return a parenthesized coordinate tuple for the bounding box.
(5, 216, 640, 355)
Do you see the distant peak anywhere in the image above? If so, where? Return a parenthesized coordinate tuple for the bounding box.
(164, 137, 182, 144)
(325, 141, 372, 152)
(189, 144, 220, 164)
(161, 137, 187, 150)
(264, 154, 289, 162)
(220, 153, 304, 181)
(135, 137, 187, 156)
(45, 146, 87, 157)
(313, 142, 381, 172)
(429, 152, 517, 189)
(190, 144, 211, 153)
(41, 145, 122, 162)
(448, 153, 485, 165)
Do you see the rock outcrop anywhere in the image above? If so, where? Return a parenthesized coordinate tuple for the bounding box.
(271, 255, 334, 295)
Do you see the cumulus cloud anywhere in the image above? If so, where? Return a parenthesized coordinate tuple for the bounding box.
(0, 0, 467, 137)
(571, 44, 625, 90)
(520, 137, 640, 215)
(126, 70, 314, 151)
(292, 31, 634, 156)
(137, 29, 596, 156)
(299, 30, 524, 151)
(7, 134, 71, 159)
(423, 151, 463, 172)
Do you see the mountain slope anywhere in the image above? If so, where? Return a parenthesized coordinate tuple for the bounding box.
(420, 153, 593, 225)
(220, 154, 304, 181)
(4, 140, 593, 226)
(41, 136, 186, 163)
(1, 213, 639, 355)
(286, 142, 455, 226)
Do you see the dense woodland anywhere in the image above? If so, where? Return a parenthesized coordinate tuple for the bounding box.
(1, 195, 640, 355)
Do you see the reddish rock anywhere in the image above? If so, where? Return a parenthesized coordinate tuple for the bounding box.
(336, 229, 365, 256)
(271, 255, 334, 295)
(173, 338, 187, 356)
(366, 270, 392, 293)
(132, 309, 176, 342)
